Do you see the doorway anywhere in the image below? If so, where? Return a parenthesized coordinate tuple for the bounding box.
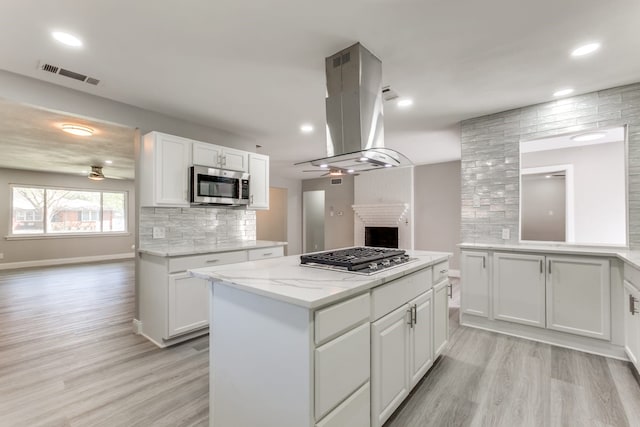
(303, 190, 325, 253)
(256, 187, 288, 252)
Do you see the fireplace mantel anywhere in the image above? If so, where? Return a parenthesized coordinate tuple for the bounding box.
(351, 203, 410, 226)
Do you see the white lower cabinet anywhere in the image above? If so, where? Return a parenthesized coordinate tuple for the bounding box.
(623, 280, 640, 369)
(433, 279, 450, 357)
(371, 303, 411, 427)
(316, 382, 370, 427)
(139, 246, 284, 347)
(167, 272, 209, 337)
(492, 252, 546, 328)
(546, 256, 610, 340)
(461, 251, 489, 317)
(371, 289, 435, 427)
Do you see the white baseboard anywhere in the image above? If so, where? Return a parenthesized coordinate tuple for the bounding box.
(448, 269, 460, 278)
(132, 318, 143, 335)
(0, 252, 135, 271)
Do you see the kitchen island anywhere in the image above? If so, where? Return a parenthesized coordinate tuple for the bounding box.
(190, 249, 450, 427)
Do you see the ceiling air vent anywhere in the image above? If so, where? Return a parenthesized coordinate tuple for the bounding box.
(38, 61, 100, 86)
(382, 86, 399, 102)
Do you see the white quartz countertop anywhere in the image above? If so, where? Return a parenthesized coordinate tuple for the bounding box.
(190, 250, 450, 309)
(138, 240, 287, 257)
(459, 242, 640, 270)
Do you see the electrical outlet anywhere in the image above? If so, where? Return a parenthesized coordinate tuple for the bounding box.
(502, 228, 510, 240)
(152, 226, 166, 239)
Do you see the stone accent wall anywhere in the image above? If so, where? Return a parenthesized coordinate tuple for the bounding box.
(139, 207, 256, 250)
(460, 82, 640, 247)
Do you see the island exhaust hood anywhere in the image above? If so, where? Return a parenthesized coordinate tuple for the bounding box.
(297, 43, 411, 174)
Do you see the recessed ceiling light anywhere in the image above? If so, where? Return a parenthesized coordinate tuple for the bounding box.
(359, 157, 368, 162)
(545, 175, 552, 179)
(319, 164, 328, 168)
(571, 42, 600, 57)
(52, 31, 83, 47)
(300, 124, 314, 133)
(571, 132, 606, 142)
(105, 160, 113, 164)
(384, 164, 392, 168)
(553, 88, 574, 97)
(61, 124, 93, 136)
(347, 169, 355, 174)
(397, 98, 413, 108)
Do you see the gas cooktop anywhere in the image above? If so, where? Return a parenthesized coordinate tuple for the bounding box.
(300, 247, 416, 275)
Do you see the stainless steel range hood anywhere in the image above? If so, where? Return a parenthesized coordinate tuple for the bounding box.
(298, 43, 411, 174)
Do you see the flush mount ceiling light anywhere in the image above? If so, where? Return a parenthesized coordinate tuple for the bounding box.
(104, 160, 113, 164)
(88, 166, 105, 181)
(553, 88, 574, 97)
(571, 132, 606, 142)
(571, 42, 601, 57)
(52, 31, 83, 47)
(397, 98, 413, 108)
(61, 124, 93, 136)
(300, 124, 314, 133)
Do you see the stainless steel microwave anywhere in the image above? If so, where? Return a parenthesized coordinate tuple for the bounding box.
(189, 166, 250, 206)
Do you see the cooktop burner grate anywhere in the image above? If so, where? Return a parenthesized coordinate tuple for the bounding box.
(300, 247, 407, 271)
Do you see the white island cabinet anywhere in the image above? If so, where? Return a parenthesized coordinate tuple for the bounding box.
(190, 250, 450, 427)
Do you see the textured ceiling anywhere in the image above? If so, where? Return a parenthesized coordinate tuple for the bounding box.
(0, 98, 135, 179)
(1, 0, 640, 179)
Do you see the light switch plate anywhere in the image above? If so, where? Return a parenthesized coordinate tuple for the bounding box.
(501, 228, 510, 240)
(152, 226, 166, 239)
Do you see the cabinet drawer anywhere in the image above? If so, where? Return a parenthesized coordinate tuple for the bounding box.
(168, 251, 247, 273)
(315, 323, 370, 421)
(315, 293, 370, 345)
(247, 246, 284, 261)
(433, 260, 449, 284)
(624, 263, 640, 288)
(316, 382, 370, 427)
(371, 268, 431, 321)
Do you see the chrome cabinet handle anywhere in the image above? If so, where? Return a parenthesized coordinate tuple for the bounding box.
(206, 259, 219, 264)
(631, 295, 640, 315)
(482, 256, 486, 269)
(548, 260, 551, 275)
(440, 269, 448, 274)
(407, 308, 414, 328)
(412, 304, 417, 325)
(448, 282, 453, 299)
(540, 260, 543, 274)
(263, 252, 273, 256)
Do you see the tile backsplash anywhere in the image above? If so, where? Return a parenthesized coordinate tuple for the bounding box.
(460, 82, 640, 247)
(139, 207, 256, 250)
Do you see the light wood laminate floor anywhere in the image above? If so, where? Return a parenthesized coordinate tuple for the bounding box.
(1, 263, 639, 427)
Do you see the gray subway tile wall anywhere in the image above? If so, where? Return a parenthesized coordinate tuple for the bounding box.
(460, 82, 640, 247)
(139, 207, 256, 250)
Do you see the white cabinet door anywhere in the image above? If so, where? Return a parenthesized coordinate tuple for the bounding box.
(167, 272, 209, 338)
(142, 132, 192, 207)
(248, 153, 269, 210)
(546, 256, 610, 340)
(409, 290, 433, 388)
(193, 141, 222, 168)
(624, 280, 640, 369)
(493, 252, 546, 328)
(433, 279, 449, 357)
(461, 251, 489, 317)
(371, 304, 410, 427)
(221, 147, 249, 172)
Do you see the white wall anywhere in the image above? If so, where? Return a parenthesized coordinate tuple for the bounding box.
(414, 161, 461, 269)
(522, 141, 626, 245)
(354, 167, 414, 250)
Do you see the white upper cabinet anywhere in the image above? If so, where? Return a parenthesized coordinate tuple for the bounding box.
(193, 141, 248, 172)
(140, 131, 192, 207)
(192, 141, 222, 168)
(248, 153, 269, 210)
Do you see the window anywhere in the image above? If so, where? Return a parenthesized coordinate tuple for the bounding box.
(11, 186, 128, 236)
